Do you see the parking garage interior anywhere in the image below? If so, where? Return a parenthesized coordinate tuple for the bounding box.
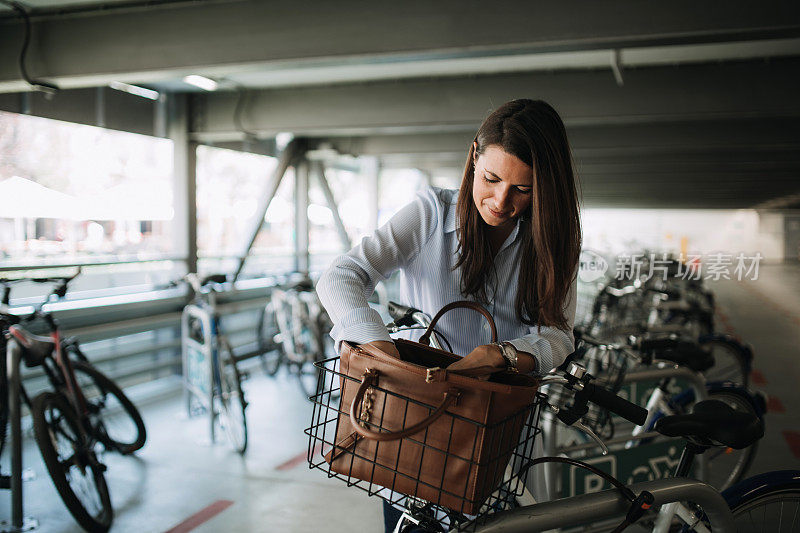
(1, 2, 800, 532)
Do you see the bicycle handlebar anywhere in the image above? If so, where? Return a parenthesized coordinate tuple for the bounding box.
(581, 381, 648, 426)
(387, 301, 423, 327)
(545, 365, 648, 427)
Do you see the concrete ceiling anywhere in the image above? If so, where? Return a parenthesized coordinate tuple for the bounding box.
(1, 0, 799, 208)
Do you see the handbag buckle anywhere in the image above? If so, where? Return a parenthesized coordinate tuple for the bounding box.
(426, 367, 445, 383)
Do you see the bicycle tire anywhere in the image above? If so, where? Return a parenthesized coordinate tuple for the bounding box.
(729, 487, 800, 531)
(694, 390, 759, 491)
(295, 360, 322, 399)
(700, 339, 749, 387)
(71, 360, 147, 455)
(217, 336, 248, 454)
(257, 302, 284, 376)
(31, 392, 113, 533)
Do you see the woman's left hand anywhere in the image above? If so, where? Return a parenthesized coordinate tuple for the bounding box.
(447, 344, 506, 377)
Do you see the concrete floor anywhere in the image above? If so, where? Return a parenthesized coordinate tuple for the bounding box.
(2, 263, 799, 532)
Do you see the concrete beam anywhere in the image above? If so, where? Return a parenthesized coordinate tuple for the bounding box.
(329, 118, 800, 158)
(1, 0, 798, 91)
(0, 87, 157, 136)
(192, 59, 800, 141)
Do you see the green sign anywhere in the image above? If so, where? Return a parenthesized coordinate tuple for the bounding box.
(561, 438, 684, 497)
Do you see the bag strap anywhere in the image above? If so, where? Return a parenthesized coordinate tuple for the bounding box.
(349, 369, 459, 442)
(419, 300, 497, 346)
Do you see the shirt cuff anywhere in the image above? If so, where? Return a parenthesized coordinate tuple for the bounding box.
(506, 337, 553, 376)
(329, 306, 393, 353)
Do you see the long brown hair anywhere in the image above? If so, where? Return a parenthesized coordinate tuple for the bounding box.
(454, 99, 581, 330)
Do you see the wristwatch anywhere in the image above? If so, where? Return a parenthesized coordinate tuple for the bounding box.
(491, 341, 519, 373)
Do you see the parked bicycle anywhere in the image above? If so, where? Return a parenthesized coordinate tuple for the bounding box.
(310, 352, 795, 532)
(179, 273, 248, 454)
(545, 328, 765, 495)
(306, 301, 795, 532)
(0, 271, 146, 532)
(585, 263, 751, 388)
(258, 274, 336, 398)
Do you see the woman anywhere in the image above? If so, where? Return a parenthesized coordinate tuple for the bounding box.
(318, 98, 580, 374)
(316, 99, 581, 529)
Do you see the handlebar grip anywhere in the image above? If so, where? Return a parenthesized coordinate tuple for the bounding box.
(584, 382, 648, 426)
(387, 301, 422, 326)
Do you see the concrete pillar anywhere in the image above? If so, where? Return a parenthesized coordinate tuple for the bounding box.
(168, 93, 198, 274)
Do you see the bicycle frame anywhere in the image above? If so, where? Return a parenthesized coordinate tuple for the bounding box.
(475, 478, 736, 532)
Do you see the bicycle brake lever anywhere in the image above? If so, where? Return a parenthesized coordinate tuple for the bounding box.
(573, 420, 610, 456)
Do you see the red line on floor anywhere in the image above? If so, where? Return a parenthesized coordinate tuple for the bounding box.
(782, 431, 800, 460)
(164, 500, 234, 533)
(275, 442, 322, 471)
(766, 395, 785, 414)
(751, 369, 768, 386)
(714, 308, 738, 337)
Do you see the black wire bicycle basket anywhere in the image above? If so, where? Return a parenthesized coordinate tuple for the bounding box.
(305, 355, 545, 531)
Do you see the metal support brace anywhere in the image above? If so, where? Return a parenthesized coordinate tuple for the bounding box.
(233, 138, 308, 281)
(295, 158, 310, 274)
(313, 161, 351, 251)
(363, 156, 380, 231)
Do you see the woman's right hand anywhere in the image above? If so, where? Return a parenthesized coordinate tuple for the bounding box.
(363, 340, 401, 358)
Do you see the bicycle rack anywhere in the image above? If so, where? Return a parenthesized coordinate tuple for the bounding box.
(181, 304, 217, 443)
(2, 340, 38, 532)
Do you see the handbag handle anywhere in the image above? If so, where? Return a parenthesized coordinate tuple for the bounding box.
(349, 370, 459, 442)
(419, 300, 497, 346)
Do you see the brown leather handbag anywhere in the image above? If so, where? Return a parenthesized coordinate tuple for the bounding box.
(321, 301, 540, 515)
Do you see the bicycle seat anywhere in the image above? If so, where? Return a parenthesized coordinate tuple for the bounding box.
(8, 325, 54, 368)
(653, 341, 714, 372)
(654, 399, 763, 449)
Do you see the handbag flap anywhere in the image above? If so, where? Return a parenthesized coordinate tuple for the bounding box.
(344, 340, 539, 393)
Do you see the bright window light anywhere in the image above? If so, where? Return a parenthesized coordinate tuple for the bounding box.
(108, 81, 160, 100)
(183, 75, 218, 91)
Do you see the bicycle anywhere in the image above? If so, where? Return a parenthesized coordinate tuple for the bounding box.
(544, 328, 764, 496)
(311, 355, 796, 532)
(306, 302, 797, 532)
(0, 273, 147, 458)
(0, 272, 147, 532)
(267, 275, 336, 398)
(585, 271, 750, 388)
(180, 273, 248, 454)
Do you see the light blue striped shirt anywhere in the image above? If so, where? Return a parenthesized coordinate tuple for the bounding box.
(316, 187, 576, 374)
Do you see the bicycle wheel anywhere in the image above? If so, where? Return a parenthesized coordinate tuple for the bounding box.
(700, 338, 748, 387)
(31, 392, 113, 532)
(730, 488, 800, 531)
(217, 337, 248, 454)
(257, 301, 284, 376)
(295, 360, 322, 399)
(694, 390, 759, 491)
(72, 360, 147, 455)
